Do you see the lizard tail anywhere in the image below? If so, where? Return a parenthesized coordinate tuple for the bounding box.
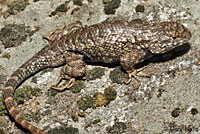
(3, 42, 66, 134)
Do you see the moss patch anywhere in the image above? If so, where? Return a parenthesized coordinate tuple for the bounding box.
(104, 86, 117, 101)
(163, 122, 199, 133)
(109, 67, 128, 84)
(49, 1, 70, 17)
(73, 0, 83, 6)
(14, 85, 41, 104)
(94, 92, 108, 107)
(0, 24, 35, 48)
(77, 95, 94, 111)
(0, 96, 7, 116)
(9, 0, 29, 13)
(103, 0, 121, 15)
(3, 0, 29, 18)
(86, 67, 105, 80)
(77, 86, 117, 109)
(94, 86, 117, 107)
(70, 80, 85, 93)
(135, 5, 145, 13)
(48, 126, 79, 134)
(1, 53, 11, 59)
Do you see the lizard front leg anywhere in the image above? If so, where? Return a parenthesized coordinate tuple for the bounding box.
(120, 49, 151, 88)
(51, 52, 86, 91)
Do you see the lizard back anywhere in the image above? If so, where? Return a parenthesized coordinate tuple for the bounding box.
(64, 20, 191, 63)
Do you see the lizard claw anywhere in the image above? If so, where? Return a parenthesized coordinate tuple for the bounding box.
(51, 72, 75, 91)
(51, 78, 75, 91)
(125, 66, 151, 88)
(42, 35, 52, 41)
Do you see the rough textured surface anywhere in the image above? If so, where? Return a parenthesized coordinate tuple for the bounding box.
(0, 0, 199, 134)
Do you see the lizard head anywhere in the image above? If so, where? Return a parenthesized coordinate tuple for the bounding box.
(147, 21, 191, 54)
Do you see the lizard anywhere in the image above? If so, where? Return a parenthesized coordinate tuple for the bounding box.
(2, 20, 191, 134)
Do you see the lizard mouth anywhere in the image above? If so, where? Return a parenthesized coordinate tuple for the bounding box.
(179, 25, 192, 42)
(172, 26, 192, 45)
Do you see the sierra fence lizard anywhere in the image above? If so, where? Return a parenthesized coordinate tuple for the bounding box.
(3, 20, 191, 134)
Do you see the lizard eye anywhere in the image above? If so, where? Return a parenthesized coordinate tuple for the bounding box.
(172, 36, 177, 40)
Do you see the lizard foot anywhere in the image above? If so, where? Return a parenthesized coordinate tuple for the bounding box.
(51, 52, 86, 91)
(51, 74, 75, 91)
(125, 66, 151, 88)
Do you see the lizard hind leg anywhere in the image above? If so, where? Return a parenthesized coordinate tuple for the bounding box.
(51, 52, 86, 91)
(120, 50, 151, 88)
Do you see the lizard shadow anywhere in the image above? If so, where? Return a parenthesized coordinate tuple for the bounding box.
(134, 43, 191, 69)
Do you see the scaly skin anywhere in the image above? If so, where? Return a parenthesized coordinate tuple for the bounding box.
(3, 41, 66, 134)
(3, 20, 191, 134)
(3, 22, 83, 134)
